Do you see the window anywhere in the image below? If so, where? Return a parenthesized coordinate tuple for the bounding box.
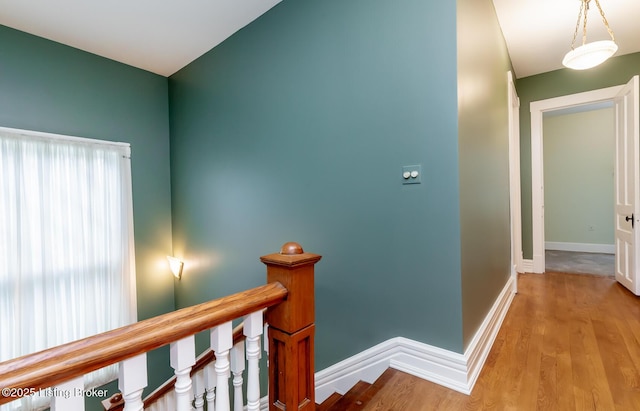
(0, 127, 137, 410)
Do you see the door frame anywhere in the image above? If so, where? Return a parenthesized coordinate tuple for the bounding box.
(530, 84, 623, 273)
(508, 71, 522, 287)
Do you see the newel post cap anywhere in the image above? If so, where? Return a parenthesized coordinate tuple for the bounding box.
(281, 241, 304, 255)
(260, 242, 321, 267)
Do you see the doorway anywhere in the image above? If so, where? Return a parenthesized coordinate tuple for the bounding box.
(542, 104, 615, 276)
(530, 85, 623, 273)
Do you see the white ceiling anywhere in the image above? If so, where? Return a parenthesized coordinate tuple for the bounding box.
(0, 0, 282, 77)
(493, 0, 640, 78)
(0, 0, 638, 78)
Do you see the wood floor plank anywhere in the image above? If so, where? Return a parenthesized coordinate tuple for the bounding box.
(361, 368, 417, 410)
(339, 272, 640, 410)
(345, 368, 399, 410)
(592, 317, 640, 410)
(317, 392, 342, 411)
(617, 316, 640, 378)
(537, 273, 563, 410)
(553, 275, 576, 411)
(329, 381, 372, 411)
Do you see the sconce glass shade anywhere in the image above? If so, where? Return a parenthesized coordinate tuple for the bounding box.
(562, 40, 618, 70)
(167, 256, 184, 279)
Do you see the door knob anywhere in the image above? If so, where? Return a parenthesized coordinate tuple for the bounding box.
(626, 214, 635, 228)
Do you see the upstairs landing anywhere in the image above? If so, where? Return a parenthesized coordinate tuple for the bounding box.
(319, 272, 640, 410)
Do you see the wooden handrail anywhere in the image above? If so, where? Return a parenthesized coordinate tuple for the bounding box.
(142, 321, 247, 408)
(0, 282, 287, 405)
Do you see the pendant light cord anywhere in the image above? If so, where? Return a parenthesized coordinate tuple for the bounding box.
(569, 0, 586, 50)
(569, 0, 616, 50)
(594, 0, 616, 42)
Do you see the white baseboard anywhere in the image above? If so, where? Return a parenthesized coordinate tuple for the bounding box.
(521, 259, 534, 273)
(463, 275, 516, 391)
(314, 276, 516, 403)
(545, 241, 614, 254)
(314, 338, 401, 402)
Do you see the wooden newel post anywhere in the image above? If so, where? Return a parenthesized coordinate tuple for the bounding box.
(261, 242, 321, 411)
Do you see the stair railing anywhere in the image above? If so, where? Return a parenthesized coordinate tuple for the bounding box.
(140, 318, 257, 410)
(0, 242, 320, 411)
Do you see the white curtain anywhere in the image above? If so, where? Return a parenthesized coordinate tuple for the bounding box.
(0, 128, 137, 411)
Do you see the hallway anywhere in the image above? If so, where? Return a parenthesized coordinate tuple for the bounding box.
(336, 272, 640, 410)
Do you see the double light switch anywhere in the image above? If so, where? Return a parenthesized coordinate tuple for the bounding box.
(402, 165, 421, 185)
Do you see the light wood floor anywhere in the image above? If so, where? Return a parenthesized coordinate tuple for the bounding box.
(362, 272, 640, 410)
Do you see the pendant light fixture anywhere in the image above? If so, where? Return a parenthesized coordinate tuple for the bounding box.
(562, 0, 617, 70)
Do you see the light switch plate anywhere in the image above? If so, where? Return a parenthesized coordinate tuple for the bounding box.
(402, 165, 421, 184)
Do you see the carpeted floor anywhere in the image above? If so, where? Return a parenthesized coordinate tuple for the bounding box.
(545, 250, 615, 277)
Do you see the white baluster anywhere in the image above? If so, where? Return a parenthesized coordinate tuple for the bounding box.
(193, 368, 205, 411)
(119, 353, 148, 411)
(204, 361, 217, 411)
(167, 389, 176, 411)
(263, 322, 269, 393)
(155, 396, 164, 411)
(50, 376, 84, 410)
(263, 323, 269, 361)
(165, 389, 176, 411)
(170, 335, 196, 411)
(244, 311, 264, 411)
(211, 321, 233, 411)
(230, 340, 245, 411)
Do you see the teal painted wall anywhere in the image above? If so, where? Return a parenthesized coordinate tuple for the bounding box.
(168, 0, 465, 366)
(0, 25, 175, 406)
(516, 52, 640, 259)
(0, 0, 516, 402)
(457, 0, 512, 348)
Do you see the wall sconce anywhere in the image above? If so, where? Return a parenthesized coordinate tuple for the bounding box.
(167, 256, 184, 279)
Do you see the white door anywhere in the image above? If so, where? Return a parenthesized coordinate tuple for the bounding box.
(614, 75, 640, 295)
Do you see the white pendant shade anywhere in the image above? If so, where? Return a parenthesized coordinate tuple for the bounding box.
(562, 40, 618, 70)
